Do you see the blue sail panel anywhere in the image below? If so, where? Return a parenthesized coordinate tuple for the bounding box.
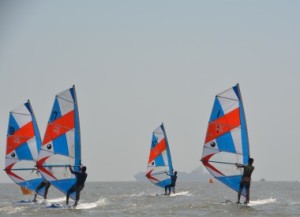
(217, 175, 246, 197)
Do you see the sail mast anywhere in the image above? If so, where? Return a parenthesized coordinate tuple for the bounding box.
(161, 123, 173, 174)
(236, 83, 250, 160)
(72, 85, 81, 167)
(26, 100, 42, 154)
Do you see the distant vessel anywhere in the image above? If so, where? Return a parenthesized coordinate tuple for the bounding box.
(209, 178, 214, 184)
(37, 85, 81, 200)
(201, 84, 250, 197)
(5, 100, 45, 195)
(146, 123, 174, 189)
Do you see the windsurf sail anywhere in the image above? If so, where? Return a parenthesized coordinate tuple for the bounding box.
(5, 100, 44, 195)
(201, 84, 250, 197)
(146, 123, 174, 188)
(37, 85, 81, 200)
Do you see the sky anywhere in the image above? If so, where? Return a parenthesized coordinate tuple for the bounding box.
(0, 0, 299, 182)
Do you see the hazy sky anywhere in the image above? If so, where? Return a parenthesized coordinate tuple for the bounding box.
(0, 0, 299, 182)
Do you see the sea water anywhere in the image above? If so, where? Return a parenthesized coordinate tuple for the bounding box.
(0, 181, 299, 217)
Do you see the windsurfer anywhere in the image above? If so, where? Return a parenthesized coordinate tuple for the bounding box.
(33, 179, 51, 202)
(236, 158, 255, 204)
(66, 165, 88, 206)
(165, 171, 177, 195)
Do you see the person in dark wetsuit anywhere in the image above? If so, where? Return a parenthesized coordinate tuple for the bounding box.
(66, 165, 88, 206)
(32, 179, 51, 202)
(236, 158, 255, 204)
(164, 171, 177, 195)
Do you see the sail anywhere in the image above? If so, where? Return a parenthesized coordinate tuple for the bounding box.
(146, 123, 174, 188)
(5, 100, 44, 194)
(37, 85, 81, 200)
(201, 84, 250, 197)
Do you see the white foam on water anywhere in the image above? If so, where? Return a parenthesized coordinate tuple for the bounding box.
(47, 197, 65, 203)
(247, 198, 277, 206)
(0, 205, 26, 214)
(290, 201, 300, 205)
(129, 192, 147, 197)
(15, 200, 35, 205)
(169, 191, 192, 197)
(75, 198, 107, 210)
(45, 198, 107, 210)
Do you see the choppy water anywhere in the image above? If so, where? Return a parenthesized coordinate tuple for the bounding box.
(0, 181, 299, 216)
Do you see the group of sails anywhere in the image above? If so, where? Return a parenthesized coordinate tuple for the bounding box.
(5, 83, 252, 203)
(5, 85, 84, 204)
(146, 84, 253, 200)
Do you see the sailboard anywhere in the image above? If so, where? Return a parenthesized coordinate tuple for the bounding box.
(5, 100, 44, 195)
(201, 84, 250, 197)
(146, 123, 174, 188)
(37, 85, 81, 200)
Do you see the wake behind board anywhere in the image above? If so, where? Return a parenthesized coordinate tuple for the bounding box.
(169, 191, 190, 197)
(15, 200, 35, 205)
(221, 200, 250, 207)
(221, 198, 276, 207)
(46, 202, 98, 210)
(155, 191, 190, 197)
(46, 203, 65, 209)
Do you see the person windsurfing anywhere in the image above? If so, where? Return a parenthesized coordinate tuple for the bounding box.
(236, 158, 255, 204)
(165, 171, 177, 195)
(66, 165, 88, 206)
(32, 178, 51, 202)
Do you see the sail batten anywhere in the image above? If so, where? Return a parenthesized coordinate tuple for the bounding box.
(201, 84, 250, 197)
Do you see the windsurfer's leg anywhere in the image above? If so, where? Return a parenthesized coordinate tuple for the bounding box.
(33, 182, 44, 202)
(165, 185, 170, 195)
(44, 184, 50, 199)
(170, 185, 175, 194)
(245, 184, 250, 204)
(66, 193, 70, 205)
(74, 190, 80, 206)
(168, 186, 171, 195)
(33, 194, 37, 202)
(237, 191, 241, 204)
(237, 183, 244, 203)
(66, 185, 75, 205)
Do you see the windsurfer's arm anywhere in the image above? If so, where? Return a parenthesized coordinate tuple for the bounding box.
(235, 163, 245, 168)
(165, 172, 171, 176)
(68, 165, 75, 174)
